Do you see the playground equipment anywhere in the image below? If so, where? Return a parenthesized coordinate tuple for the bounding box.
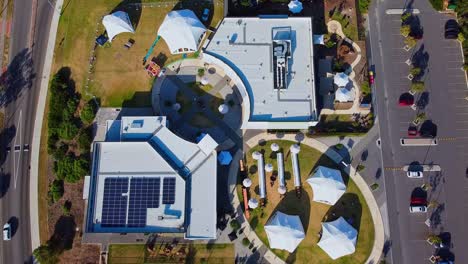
(146, 61, 161, 77)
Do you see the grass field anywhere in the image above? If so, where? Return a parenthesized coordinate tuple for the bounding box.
(53, 0, 224, 107)
(108, 243, 235, 264)
(238, 140, 374, 263)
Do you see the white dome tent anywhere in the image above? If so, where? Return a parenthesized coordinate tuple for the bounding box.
(102, 11, 135, 42)
(200, 76, 209, 85)
(334, 72, 349, 87)
(265, 163, 274, 172)
(318, 217, 357, 260)
(270, 143, 280, 152)
(306, 166, 346, 205)
(264, 211, 305, 252)
(278, 185, 287, 195)
(158, 9, 206, 54)
(335, 87, 355, 103)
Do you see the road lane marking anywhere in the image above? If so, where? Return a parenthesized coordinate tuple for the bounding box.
(13, 110, 22, 189)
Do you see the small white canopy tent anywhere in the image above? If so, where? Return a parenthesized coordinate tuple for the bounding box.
(318, 217, 357, 260)
(264, 211, 305, 252)
(102, 11, 135, 42)
(334, 72, 349, 87)
(218, 104, 229, 114)
(288, 0, 303, 14)
(158, 9, 206, 54)
(335, 88, 355, 102)
(306, 166, 346, 205)
(313, 34, 325, 45)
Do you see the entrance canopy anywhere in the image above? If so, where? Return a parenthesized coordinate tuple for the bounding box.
(288, 0, 303, 13)
(334, 72, 349, 87)
(318, 217, 357, 260)
(306, 166, 346, 205)
(158, 9, 206, 54)
(264, 211, 305, 252)
(218, 151, 233, 165)
(102, 11, 135, 42)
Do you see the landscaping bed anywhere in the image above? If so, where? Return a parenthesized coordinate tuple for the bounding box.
(312, 114, 374, 135)
(238, 140, 375, 263)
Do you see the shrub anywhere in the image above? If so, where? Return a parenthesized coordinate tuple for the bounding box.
(33, 243, 59, 264)
(52, 143, 68, 161)
(358, 0, 371, 14)
(55, 156, 89, 182)
(62, 201, 72, 216)
(404, 36, 417, 48)
(400, 25, 411, 37)
(414, 112, 427, 124)
(80, 101, 97, 124)
(58, 121, 79, 140)
(428, 0, 443, 11)
(410, 67, 421, 76)
(325, 39, 336, 48)
(242, 238, 250, 246)
(458, 32, 465, 43)
(427, 234, 442, 244)
(197, 68, 205, 77)
(230, 220, 240, 230)
(410, 81, 425, 93)
(401, 12, 411, 22)
(48, 180, 64, 203)
(47, 133, 59, 154)
(370, 183, 379, 191)
(357, 164, 366, 172)
(335, 143, 344, 150)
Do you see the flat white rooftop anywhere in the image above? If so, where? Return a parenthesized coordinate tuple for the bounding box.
(86, 116, 218, 239)
(206, 17, 318, 126)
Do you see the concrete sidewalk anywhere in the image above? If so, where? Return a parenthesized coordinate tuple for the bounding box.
(29, 0, 64, 250)
(241, 132, 385, 264)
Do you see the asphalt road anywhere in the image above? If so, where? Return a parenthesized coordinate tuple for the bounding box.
(369, 0, 468, 263)
(0, 0, 53, 263)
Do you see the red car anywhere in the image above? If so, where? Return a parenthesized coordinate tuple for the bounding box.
(399, 97, 414, 106)
(369, 71, 375, 85)
(408, 126, 419, 137)
(410, 197, 427, 206)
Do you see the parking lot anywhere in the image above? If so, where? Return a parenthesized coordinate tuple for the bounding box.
(368, 0, 468, 263)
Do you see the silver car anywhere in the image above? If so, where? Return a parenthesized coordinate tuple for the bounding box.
(3, 223, 11, 241)
(407, 171, 423, 178)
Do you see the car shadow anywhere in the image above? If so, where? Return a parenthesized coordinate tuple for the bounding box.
(8, 216, 18, 237)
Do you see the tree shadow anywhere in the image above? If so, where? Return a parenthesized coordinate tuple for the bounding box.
(420, 120, 437, 138)
(270, 189, 311, 234)
(0, 172, 10, 198)
(122, 91, 152, 107)
(411, 44, 429, 79)
(375, 168, 382, 179)
(361, 149, 368, 161)
(416, 91, 429, 110)
(110, 0, 143, 30)
(48, 216, 76, 253)
(408, 161, 423, 172)
(322, 193, 362, 232)
(0, 48, 34, 108)
(436, 247, 455, 262)
(0, 125, 16, 166)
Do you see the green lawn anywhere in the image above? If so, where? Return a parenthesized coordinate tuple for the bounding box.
(53, 0, 224, 107)
(108, 243, 234, 264)
(330, 13, 358, 41)
(239, 140, 374, 263)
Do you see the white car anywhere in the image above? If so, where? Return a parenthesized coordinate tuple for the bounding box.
(407, 171, 423, 178)
(409, 205, 427, 213)
(3, 223, 11, 241)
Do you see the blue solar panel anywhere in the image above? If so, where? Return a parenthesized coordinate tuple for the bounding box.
(128, 178, 161, 228)
(162, 178, 176, 204)
(101, 178, 129, 227)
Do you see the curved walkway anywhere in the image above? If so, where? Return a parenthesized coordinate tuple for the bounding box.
(325, 20, 369, 115)
(228, 132, 384, 264)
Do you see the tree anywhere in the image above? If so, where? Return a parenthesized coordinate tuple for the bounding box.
(458, 32, 466, 43)
(58, 121, 79, 140)
(410, 81, 425, 93)
(357, 164, 366, 172)
(33, 243, 59, 264)
(197, 68, 205, 77)
(427, 234, 442, 244)
(410, 67, 422, 76)
(400, 25, 411, 37)
(48, 180, 64, 203)
(52, 143, 69, 161)
(404, 36, 417, 48)
(414, 112, 427, 124)
(242, 237, 250, 246)
(62, 200, 72, 216)
(80, 101, 97, 124)
(401, 12, 411, 22)
(78, 128, 92, 152)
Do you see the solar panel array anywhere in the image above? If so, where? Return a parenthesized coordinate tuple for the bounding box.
(162, 178, 176, 204)
(101, 176, 178, 228)
(128, 178, 161, 227)
(101, 178, 129, 227)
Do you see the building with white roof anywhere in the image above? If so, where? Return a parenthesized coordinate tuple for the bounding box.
(84, 116, 218, 240)
(204, 16, 318, 129)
